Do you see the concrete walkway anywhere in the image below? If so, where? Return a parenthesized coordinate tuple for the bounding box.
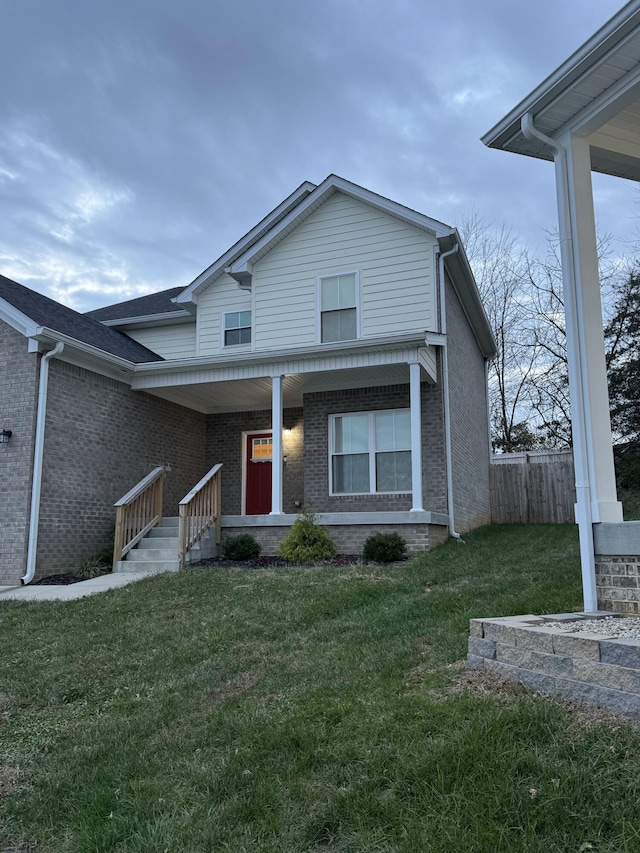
(0, 570, 161, 601)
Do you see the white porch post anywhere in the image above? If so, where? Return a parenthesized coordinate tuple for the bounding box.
(409, 361, 424, 512)
(553, 131, 623, 611)
(270, 374, 284, 515)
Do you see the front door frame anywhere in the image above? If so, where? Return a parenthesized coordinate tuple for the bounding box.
(242, 429, 273, 515)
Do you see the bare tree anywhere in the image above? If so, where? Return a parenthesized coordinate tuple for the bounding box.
(460, 214, 541, 452)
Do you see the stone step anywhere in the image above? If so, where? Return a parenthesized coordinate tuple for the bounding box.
(114, 560, 179, 574)
(126, 547, 176, 562)
(138, 536, 178, 549)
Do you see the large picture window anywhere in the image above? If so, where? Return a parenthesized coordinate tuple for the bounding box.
(223, 310, 251, 346)
(320, 273, 358, 342)
(329, 409, 411, 494)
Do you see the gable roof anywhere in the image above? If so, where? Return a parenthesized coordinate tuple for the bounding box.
(0, 276, 163, 363)
(177, 175, 455, 299)
(482, 0, 640, 182)
(86, 286, 188, 326)
(84, 287, 184, 323)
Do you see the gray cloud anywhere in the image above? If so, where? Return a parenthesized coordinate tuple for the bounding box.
(0, 0, 632, 312)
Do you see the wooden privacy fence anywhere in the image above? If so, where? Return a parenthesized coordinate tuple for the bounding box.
(490, 451, 576, 524)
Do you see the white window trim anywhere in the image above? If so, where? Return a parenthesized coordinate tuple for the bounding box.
(317, 270, 360, 343)
(328, 408, 411, 496)
(222, 308, 252, 348)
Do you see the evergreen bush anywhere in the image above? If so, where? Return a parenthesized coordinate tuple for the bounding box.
(278, 509, 336, 563)
(221, 534, 261, 561)
(362, 532, 407, 563)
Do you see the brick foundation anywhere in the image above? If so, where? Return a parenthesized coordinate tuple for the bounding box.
(595, 556, 640, 614)
(222, 521, 449, 557)
(468, 613, 640, 717)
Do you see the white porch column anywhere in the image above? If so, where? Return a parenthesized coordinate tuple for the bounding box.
(556, 132, 622, 525)
(270, 374, 284, 515)
(409, 361, 424, 512)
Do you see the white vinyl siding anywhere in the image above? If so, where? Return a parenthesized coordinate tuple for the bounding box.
(124, 324, 197, 359)
(251, 192, 436, 351)
(329, 409, 411, 495)
(197, 273, 253, 356)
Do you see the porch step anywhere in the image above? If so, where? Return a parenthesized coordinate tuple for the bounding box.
(114, 517, 180, 574)
(112, 516, 216, 575)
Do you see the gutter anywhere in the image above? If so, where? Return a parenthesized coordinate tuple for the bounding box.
(438, 241, 464, 541)
(23, 342, 64, 584)
(521, 112, 597, 612)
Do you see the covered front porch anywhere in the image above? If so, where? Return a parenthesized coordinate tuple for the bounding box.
(130, 333, 453, 555)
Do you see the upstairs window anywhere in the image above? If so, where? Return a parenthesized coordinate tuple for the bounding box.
(320, 273, 358, 342)
(329, 409, 411, 494)
(223, 310, 251, 346)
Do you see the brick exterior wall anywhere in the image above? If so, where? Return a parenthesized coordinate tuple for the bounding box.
(0, 321, 39, 584)
(445, 277, 492, 532)
(206, 408, 304, 515)
(303, 383, 447, 514)
(222, 522, 449, 557)
(35, 360, 206, 578)
(595, 556, 640, 614)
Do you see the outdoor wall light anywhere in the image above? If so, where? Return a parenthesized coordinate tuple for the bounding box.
(0, 429, 12, 443)
(284, 428, 292, 436)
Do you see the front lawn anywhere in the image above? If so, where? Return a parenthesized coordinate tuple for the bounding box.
(1, 524, 639, 852)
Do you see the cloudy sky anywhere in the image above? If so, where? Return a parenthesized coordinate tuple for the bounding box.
(0, 0, 635, 313)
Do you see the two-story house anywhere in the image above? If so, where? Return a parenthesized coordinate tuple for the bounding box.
(0, 175, 496, 583)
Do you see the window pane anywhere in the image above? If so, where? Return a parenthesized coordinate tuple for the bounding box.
(322, 307, 356, 342)
(321, 276, 340, 311)
(333, 414, 368, 453)
(225, 328, 240, 346)
(225, 311, 240, 330)
(375, 411, 410, 451)
(376, 450, 412, 492)
(333, 454, 370, 493)
(321, 310, 341, 342)
(239, 310, 252, 327)
(338, 274, 356, 308)
(239, 327, 251, 344)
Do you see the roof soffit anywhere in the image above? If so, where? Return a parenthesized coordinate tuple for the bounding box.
(482, 1, 640, 180)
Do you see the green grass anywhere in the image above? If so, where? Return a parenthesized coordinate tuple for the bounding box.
(1, 524, 639, 852)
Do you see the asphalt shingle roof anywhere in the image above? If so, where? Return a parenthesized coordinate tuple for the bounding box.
(86, 287, 185, 322)
(0, 276, 163, 363)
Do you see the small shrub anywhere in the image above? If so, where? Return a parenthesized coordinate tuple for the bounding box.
(278, 509, 336, 563)
(220, 534, 261, 561)
(72, 557, 111, 581)
(362, 532, 407, 563)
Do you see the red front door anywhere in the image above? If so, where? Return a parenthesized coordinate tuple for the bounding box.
(245, 432, 272, 515)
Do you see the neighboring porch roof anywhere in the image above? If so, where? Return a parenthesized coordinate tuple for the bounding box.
(482, 0, 640, 182)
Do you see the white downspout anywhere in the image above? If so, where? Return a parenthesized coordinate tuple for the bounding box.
(521, 113, 597, 613)
(23, 341, 64, 584)
(438, 242, 464, 541)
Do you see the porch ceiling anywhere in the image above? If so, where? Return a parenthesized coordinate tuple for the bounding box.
(141, 363, 416, 414)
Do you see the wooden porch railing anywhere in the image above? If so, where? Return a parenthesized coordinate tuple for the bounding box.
(113, 466, 166, 570)
(178, 463, 223, 571)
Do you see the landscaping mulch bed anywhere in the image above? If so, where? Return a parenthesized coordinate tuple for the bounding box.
(33, 555, 365, 584)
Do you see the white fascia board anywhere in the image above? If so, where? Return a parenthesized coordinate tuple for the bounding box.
(175, 181, 317, 304)
(482, 1, 640, 152)
(228, 175, 453, 277)
(30, 327, 139, 381)
(100, 310, 195, 329)
(132, 331, 428, 378)
(0, 299, 39, 338)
